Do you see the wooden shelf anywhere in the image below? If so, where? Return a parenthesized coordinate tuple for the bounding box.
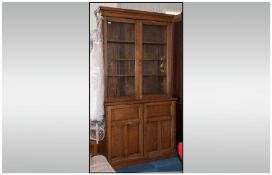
(108, 41, 165, 45)
(110, 58, 165, 61)
(107, 74, 165, 77)
(143, 41, 166, 45)
(108, 40, 135, 44)
(110, 59, 135, 61)
(143, 74, 166, 77)
(107, 75, 135, 77)
(143, 59, 166, 61)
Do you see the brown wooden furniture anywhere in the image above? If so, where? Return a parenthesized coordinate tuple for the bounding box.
(93, 7, 178, 169)
(90, 140, 98, 156)
(173, 14, 183, 144)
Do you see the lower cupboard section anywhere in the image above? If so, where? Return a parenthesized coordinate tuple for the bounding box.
(102, 100, 176, 169)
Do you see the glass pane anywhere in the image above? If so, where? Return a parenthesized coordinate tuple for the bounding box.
(107, 21, 135, 42)
(142, 24, 167, 95)
(143, 76, 165, 94)
(143, 25, 166, 43)
(107, 77, 135, 96)
(107, 21, 135, 97)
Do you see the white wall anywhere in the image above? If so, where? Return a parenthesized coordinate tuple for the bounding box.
(118, 3, 182, 13)
(89, 3, 117, 31)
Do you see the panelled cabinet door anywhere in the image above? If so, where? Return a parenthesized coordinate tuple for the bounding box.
(106, 104, 144, 164)
(143, 101, 176, 158)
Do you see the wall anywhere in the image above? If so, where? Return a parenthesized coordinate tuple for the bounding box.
(3, 3, 89, 172)
(89, 3, 117, 31)
(117, 3, 182, 13)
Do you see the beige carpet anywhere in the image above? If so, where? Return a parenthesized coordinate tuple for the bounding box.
(90, 155, 115, 173)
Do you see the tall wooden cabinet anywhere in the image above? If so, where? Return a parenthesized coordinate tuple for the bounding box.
(95, 7, 177, 169)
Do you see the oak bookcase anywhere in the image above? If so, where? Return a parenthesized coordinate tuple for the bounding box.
(91, 7, 178, 169)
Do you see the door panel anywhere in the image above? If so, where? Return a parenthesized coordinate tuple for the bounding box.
(146, 121, 157, 152)
(145, 102, 172, 117)
(161, 120, 171, 149)
(111, 125, 125, 159)
(111, 105, 139, 121)
(144, 101, 175, 158)
(127, 123, 140, 155)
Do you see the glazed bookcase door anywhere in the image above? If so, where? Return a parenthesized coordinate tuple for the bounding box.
(104, 18, 137, 100)
(141, 22, 168, 97)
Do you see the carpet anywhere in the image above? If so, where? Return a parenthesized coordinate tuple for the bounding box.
(116, 156, 182, 173)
